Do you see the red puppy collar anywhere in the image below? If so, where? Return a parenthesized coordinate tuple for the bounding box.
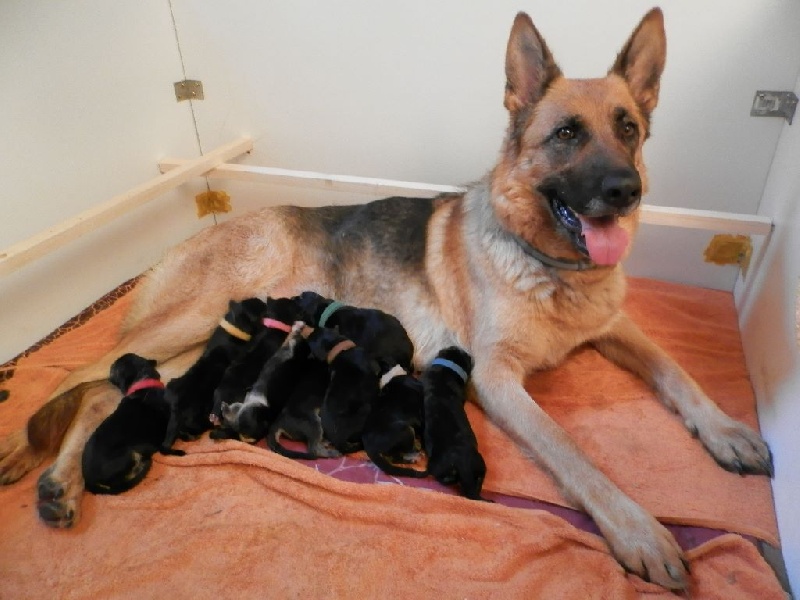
(126, 378, 165, 396)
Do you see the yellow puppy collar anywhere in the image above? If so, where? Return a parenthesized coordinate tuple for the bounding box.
(218, 318, 252, 342)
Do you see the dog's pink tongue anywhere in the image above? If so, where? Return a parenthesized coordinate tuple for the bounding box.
(578, 216, 629, 266)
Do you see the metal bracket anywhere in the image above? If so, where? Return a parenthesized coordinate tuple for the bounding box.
(750, 90, 798, 125)
(174, 79, 204, 102)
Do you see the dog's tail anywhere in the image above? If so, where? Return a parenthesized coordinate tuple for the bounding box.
(26, 381, 101, 455)
(267, 427, 318, 460)
(365, 447, 428, 479)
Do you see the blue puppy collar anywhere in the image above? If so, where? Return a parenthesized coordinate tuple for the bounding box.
(318, 301, 345, 327)
(431, 358, 468, 383)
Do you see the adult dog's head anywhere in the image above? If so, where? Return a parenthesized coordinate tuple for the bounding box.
(493, 8, 666, 268)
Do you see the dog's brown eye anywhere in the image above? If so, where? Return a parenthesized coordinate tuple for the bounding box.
(622, 122, 637, 138)
(556, 126, 575, 140)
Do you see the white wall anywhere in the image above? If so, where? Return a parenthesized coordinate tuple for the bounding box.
(736, 70, 800, 594)
(0, 0, 207, 363)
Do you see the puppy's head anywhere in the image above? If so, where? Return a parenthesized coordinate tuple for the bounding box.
(305, 327, 350, 363)
(433, 346, 474, 377)
(109, 353, 159, 393)
(494, 9, 666, 267)
(225, 298, 268, 334)
(292, 291, 330, 324)
(263, 296, 307, 328)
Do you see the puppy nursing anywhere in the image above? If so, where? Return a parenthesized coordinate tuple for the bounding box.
(304, 326, 380, 455)
(82, 354, 184, 495)
(362, 365, 427, 478)
(203, 293, 488, 499)
(220, 321, 308, 444)
(161, 298, 267, 450)
(422, 347, 488, 501)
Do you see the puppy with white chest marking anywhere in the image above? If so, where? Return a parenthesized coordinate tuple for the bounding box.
(210, 296, 308, 429)
(220, 321, 308, 443)
(82, 354, 184, 495)
(422, 347, 488, 501)
(303, 326, 380, 455)
(362, 364, 427, 478)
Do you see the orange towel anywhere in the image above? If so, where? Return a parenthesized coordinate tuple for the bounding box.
(0, 277, 784, 598)
(0, 440, 786, 599)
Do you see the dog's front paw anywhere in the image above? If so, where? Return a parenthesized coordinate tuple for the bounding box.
(0, 429, 46, 484)
(599, 497, 688, 590)
(36, 465, 82, 528)
(693, 413, 774, 477)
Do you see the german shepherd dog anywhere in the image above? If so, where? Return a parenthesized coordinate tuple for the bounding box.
(160, 298, 267, 451)
(293, 291, 415, 372)
(0, 9, 773, 589)
(266, 359, 336, 460)
(421, 347, 487, 500)
(219, 321, 309, 443)
(362, 364, 427, 478)
(304, 327, 380, 455)
(209, 296, 308, 428)
(81, 354, 184, 497)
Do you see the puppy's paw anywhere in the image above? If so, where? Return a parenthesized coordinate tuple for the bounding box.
(600, 499, 687, 590)
(36, 465, 82, 528)
(313, 440, 342, 458)
(0, 429, 46, 484)
(694, 413, 774, 477)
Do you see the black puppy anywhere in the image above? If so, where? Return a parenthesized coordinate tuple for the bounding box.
(362, 364, 427, 478)
(294, 291, 415, 371)
(304, 326, 380, 454)
(82, 354, 184, 495)
(220, 321, 309, 443)
(421, 346, 488, 501)
(266, 357, 339, 459)
(209, 296, 308, 429)
(161, 298, 267, 451)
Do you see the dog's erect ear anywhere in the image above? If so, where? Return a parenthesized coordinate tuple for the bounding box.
(504, 12, 562, 114)
(610, 8, 666, 118)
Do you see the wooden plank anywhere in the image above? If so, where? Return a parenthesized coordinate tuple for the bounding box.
(160, 161, 461, 198)
(641, 205, 772, 236)
(0, 137, 253, 277)
(160, 159, 774, 236)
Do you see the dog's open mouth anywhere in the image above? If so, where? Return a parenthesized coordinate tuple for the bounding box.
(548, 196, 630, 266)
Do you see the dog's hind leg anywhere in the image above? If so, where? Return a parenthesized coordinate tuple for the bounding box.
(472, 357, 689, 590)
(36, 381, 121, 527)
(34, 347, 201, 528)
(0, 297, 216, 489)
(0, 382, 88, 484)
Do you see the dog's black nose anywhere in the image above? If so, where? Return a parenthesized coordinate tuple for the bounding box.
(601, 170, 641, 209)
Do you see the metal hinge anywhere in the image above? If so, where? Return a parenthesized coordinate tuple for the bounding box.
(174, 79, 204, 102)
(750, 90, 797, 125)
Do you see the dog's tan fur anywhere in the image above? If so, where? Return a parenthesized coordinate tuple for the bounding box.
(0, 8, 772, 589)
